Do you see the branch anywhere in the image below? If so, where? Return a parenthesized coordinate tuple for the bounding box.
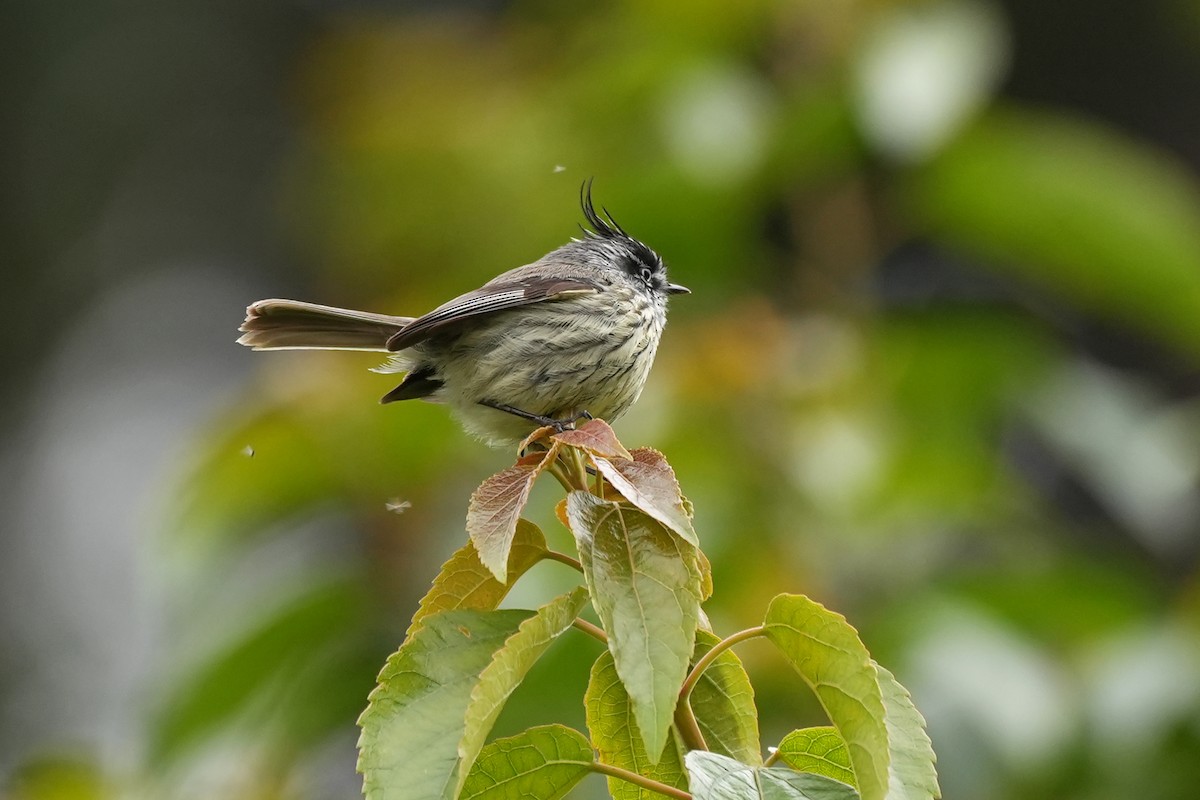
(589, 762, 692, 800)
(679, 626, 766, 703)
(674, 700, 708, 753)
(542, 549, 584, 573)
(572, 617, 608, 644)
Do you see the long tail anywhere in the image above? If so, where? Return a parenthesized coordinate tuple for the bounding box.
(237, 299, 414, 351)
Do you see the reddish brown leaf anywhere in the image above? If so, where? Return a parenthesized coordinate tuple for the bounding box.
(592, 453, 698, 546)
(466, 445, 559, 581)
(552, 419, 633, 460)
(631, 447, 670, 469)
(519, 425, 558, 453)
(633, 448, 697, 520)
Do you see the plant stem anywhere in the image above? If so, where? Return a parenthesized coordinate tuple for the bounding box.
(679, 626, 766, 703)
(545, 460, 575, 492)
(763, 748, 781, 767)
(568, 447, 589, 489)
(573, 617, 608, 643)
(589, 762, 692, 800)
(543, 549, 584, 573)
(674, 700, 708, 753)
(673, 626, 767, 754)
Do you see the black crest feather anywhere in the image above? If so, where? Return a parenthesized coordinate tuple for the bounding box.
(578, 179, 663, 273)
(580, 178, 631, 240)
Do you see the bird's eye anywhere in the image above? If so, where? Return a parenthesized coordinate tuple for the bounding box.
(639, 266, 653, 283)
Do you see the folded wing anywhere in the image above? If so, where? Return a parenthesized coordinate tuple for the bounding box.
(385, 277, 598, 351)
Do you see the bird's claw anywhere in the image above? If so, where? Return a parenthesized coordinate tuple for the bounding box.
(481, 400, 593, 434)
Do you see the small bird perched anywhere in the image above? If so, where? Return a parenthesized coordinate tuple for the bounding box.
(237, 183, 689, 447)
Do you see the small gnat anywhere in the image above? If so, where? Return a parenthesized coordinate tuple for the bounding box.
(553, 164, 566, 173)
(386, 498, 412, 514)
(241, 445, 255, 458)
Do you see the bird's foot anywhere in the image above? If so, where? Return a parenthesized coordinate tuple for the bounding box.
(481, 401, 592, 433)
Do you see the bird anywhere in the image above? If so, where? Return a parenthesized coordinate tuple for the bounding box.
(237, 182, 689, 447)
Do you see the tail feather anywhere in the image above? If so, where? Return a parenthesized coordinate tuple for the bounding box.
(237, 299, 414, 352)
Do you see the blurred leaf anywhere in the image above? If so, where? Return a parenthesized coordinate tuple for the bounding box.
(553, 419, 633, 460)
(869, 310, 1057, 515)
(906, 109, 1200, 355)
(468, 448, 561, 582)
(685, 751, 860, 800)
(454, 588, 590, 799)
(691, 630, 762, 765)
(7, 757, 112, 800)
(768, 80, 864, 189)
(593, 448, 698, 546)
(408, 519, 549, 637)
(585, 649, 688, 800)
(152, 577, 369, 764)
(460, 725, 595, 800)
(776, 728, 856, 788)
(357, 609, 531, 800)
(174, 384, 461, 555)
(762, 595, 888, 800)
(174, 407, 342, 550)
(877, 311, 1054, 424)
(947, 560, 1160, 647)
(272, 631, 382, 753)
(567, 492, 703, 762)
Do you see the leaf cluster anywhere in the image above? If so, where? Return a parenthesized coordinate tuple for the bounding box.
(357, 421, 939, 800)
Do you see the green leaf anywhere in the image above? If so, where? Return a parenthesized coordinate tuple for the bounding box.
(358, 587, 589, 800)
(762, 595, 888, 800)
(460, 725, 595, 800)
(357, 609, 530, 800)
(761, 597, 939, 800)
(697, 548, 714, 602)
(567, 492, 703, 762)
(467, 448, 559, 582)
(592, 448, 698, 546)
(776, 728, 855, 788)
(407, 519, 549, 636)
(454, 588, 590, 799)
(874, 665, 939, 800)
(906, 109, 1200, 355)
(691, 630, 761, 765)
(585, 650, 688, 800)
(685, 751, 860, 800)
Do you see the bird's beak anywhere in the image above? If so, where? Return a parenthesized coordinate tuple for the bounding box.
(666, 283, 691, 295)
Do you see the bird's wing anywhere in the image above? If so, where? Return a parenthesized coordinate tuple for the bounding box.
(385, 276, 599, 351)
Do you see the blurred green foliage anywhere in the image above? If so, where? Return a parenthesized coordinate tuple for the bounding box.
(12, 1, 1200, 799)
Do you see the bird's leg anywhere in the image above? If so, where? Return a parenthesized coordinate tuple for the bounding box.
(479, 400, 592, 433)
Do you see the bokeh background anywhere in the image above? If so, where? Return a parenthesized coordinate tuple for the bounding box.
(4, 1, 1200, 798)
